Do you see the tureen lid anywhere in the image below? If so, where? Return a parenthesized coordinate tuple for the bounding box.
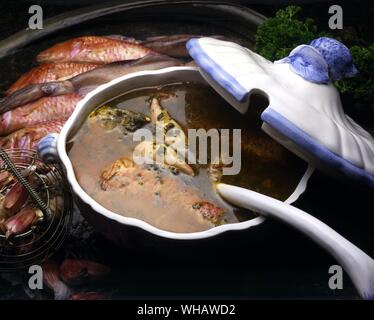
(187, 37, 374, 188)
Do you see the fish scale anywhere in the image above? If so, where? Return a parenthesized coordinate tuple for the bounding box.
(6, 62, 99, 95)
(0, 120, 65, 151)
(37, 36, 155, 64)
(0, 55, 183, 114)
(0, 94, 81, 136)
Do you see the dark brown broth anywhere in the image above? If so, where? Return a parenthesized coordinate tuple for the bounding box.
(68, 83, 306, 232)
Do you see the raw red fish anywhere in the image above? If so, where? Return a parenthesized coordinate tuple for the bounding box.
(0, 93, 81, 136)
(60, 258, 111, 286)
(109, 34, 227, 58)
(37, 36, 155, 64)
(0, 55, 183, 113)
(6, 62, 99, 95)
(69, 292, 111, 300)
(0, 120, 65, 151)
(42, 260, 72, 300)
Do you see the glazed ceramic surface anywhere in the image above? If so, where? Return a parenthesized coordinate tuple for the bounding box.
(187, 38, 374, 188)
(37, 45, 373, 300)
(186, 38, 374, 299)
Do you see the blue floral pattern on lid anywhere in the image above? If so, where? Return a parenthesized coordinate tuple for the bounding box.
(186, 37, 374, 189)
(275, 45, 330, 84)
(310, 37, 358, 81)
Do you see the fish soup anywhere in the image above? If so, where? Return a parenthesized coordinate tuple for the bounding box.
(68, 83, 306, 233)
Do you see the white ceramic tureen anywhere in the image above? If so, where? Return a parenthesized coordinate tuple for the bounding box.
(38, 37, 374, 299)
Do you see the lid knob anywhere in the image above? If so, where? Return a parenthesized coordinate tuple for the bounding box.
(187, 37, 374, 188)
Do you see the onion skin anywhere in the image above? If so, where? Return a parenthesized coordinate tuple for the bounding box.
(3, 182, 28, 214)
(4, 207, 36, 238)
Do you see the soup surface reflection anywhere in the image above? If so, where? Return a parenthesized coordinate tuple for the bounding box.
(68, 83, 306, 232)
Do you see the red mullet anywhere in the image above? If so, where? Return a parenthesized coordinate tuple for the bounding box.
(0, 93, 81, 136)
(0, 120, 65, 151)
(0, 54, 183, 114)
(60, 258, 111, 286)
(37, 36, 156, 64)
(6, 62, 99, 95)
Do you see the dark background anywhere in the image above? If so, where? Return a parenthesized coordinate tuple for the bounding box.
(0, 0, 373, 300)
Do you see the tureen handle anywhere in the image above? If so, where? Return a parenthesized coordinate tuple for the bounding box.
(36, 133, 59, 164)
(217, 183, 374, 300)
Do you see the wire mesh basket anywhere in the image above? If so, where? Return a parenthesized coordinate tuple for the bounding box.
(0, 149, 73, 270)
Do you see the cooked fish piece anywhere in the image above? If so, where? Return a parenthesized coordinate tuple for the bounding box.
(133, 140, 194, 176)
(150, 97, 187, 148)
(150, 97, 197, 161)
(88, 105, 150, 134)
(37, 36, 156, 64)
(6, 62, 99, 95)
(100, 157, 224, 228)
(0, 94, 81, 136)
